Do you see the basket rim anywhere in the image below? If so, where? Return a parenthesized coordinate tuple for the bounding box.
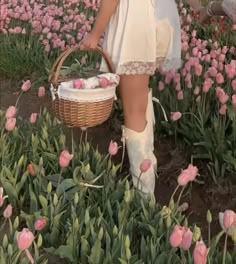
(58, 84, 117, 93)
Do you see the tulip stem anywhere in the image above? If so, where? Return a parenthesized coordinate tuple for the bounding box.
(169, 185, 180, 207)
(71, 128, 75, 168)
(167, 247, 174, 264)
(15, 91, 23, 108)
(180, 249, 185, 264)
(208, 222, 211, 248)
(137, 172, 142, 191)
(56, 168, 63, 193)
(176, 186, 185, 208)
(222, 233, 228, 264)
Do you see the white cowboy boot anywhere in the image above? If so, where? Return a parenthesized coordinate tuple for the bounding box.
(122, 125, 155, 195)
(146, 89, 157, 170)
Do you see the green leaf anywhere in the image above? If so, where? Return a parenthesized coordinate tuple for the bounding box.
(88, 239, 102, 264)
(80, 237, 90, 264)
(59, 179, 76, 192)
(45, 245, 74, 262)
(39, 195, 48, 215)
(16, 171, 28, 194)
(29, 184, 38, 213)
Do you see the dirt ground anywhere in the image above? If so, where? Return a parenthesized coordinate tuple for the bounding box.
(0, 77, 235, 261)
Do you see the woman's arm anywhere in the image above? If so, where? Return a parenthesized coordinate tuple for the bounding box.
(92, 0, 120, 39)
(80, 0, 120, 49)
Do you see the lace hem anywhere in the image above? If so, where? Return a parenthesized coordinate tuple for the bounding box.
(116, 59, 164, 75)
(116, 58, 181, 75)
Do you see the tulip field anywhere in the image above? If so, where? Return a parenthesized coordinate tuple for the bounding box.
(0, 0, 236, 263)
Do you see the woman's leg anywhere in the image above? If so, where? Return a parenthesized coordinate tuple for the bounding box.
(119, 74, 156, 195)
(119, 74, 149, 132)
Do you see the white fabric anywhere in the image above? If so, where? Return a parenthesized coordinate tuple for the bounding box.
(62, 73, 119, 90)
(123, 125, 156, 194)
(50, 83, 117, 102)
(222, 0, 236, 22)
(100, 0, 181, 75)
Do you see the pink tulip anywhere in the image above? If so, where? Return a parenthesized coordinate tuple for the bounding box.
(215, 87, 229, 105)
(139, 159, 152, 173)
(21, 80, 31, 92)
(219, 104, 227, 115)
(34, 218, 46, 231)
(232, 79, 236, 91)
(194, 86, 200, 95)
(180, 228, 193, 250)
(178, 164, 198, 186)
(38, 86, 45, 97)
(193, 241, 208, 264)
(6, 106, 17, 119)
(73, 79, 83, 89)
(5, 118, 16, 131)
(108, 140, 118, 156)
(216, 73, 224, 84)
(232, 95, 236, 107)
(170, 112, 182, 121)
(29, 113, 38, 124)
(59, 150, 73, 168)
(177, 90, 184, 100)
(158, 81, 165, 91)
(169, 225, 192, 250)
(0, 187, 8, 207)
(99, 77, 110, 88)
(223, 210, 236, 229)
(17, 228, 35, 251)
(203, 78, 213, 93)
(3, 204, 12, 218)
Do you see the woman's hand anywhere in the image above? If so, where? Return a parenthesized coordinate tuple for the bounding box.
(79, 32, 100, 50)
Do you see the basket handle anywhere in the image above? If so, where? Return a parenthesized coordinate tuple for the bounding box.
(48, 46, 115, 86)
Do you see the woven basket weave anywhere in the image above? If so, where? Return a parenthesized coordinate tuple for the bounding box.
(48, 46, 117, 128)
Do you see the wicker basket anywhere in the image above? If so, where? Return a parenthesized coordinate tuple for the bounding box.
(48, 46, 117, 128)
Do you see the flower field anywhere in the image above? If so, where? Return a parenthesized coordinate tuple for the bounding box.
(0, 0, 236, 263)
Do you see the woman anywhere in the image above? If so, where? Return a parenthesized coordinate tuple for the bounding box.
(80, 0, 181, 196)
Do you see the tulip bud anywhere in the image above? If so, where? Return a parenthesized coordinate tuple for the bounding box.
(3, 234, 8, 249)
(47, 182, 52, 193)
(3, 204, 12, 218)
(59, 150, 73, 168)
(108, 140, 118, 156)
(231, 228, 236, 243)
(38, 86, 46, 97)
(165, 215, 172, 228)
(74, 192, 79, 205)
(139, 159, 152, 173)
(13, 216, 19, 229)
(5, 106, 17, 119)
(193, 225, 201, 242)
(53, 193, 58, 206)
(124, 190, 131, 203)
(34, 218, 46, 231)
(17, 228, 34, 251)
(7, 244, 13, 257)
(37, 234, 43, 248)
(113, 225, 118, 237)
(169, 198, 175, 211)
(98, 227, 104, 240)
(207, 210, 212, 224)
(21, 80, 31, 92)
(74, 218, 79, 231)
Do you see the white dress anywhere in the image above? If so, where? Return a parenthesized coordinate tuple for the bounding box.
(101, 0, 181, 75)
